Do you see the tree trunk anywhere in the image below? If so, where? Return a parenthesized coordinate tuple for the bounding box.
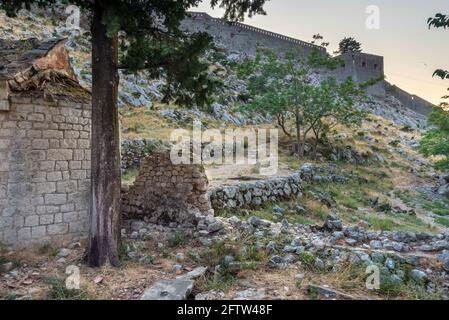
(86, 0, 121, 267)
(312, 128, 320, 160)
(295, 106, 304, 158)
(277, 113, 291, 137)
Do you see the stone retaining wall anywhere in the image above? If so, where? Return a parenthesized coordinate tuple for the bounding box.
(0, 95, 91, 248)
(209, 164, 317, 210)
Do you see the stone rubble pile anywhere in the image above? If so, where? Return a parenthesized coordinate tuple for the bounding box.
(223, 215, 449, 293)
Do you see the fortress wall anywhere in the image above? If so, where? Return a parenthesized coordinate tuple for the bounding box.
(386, 83, 434, 116)
(181, 12, 325, 57)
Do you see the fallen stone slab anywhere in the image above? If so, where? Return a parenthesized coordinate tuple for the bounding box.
(141, 279, 194, 300)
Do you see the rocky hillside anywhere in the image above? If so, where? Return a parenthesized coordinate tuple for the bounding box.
(1, 8, 449, 301)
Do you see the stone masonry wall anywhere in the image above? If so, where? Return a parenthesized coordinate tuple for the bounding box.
(121, 152, 213, 227)
(386, 82, 434, 116)
(181, 12, 325, 58)
(209, 164, 317, 211)
(0, 95, 91, 248)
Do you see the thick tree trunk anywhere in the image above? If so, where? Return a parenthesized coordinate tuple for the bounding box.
(86, 0, 121, 267)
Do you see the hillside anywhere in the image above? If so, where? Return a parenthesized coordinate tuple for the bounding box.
(0, 8, 449, 300)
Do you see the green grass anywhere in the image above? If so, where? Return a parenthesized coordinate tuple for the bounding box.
(45, 277, 96, 300)
(167, 232, 187, 248)
(195, 273, 236, 292)
(38, 242, 59, 257)
(435, 217, 449, 227)
(377, 269, 447, 300)
(339, 196, 361, 210)
(0, 243, 8, 265)
(279, 154, 304, 170)
(194, 237, 267, 293)
(395, 190, 449, 217)
(124, 121, 146, 134)
(367, 216, 399, 231)
(122, 168, 139, 185)
(298, 251, 316, 270)
(217, 201, 315, 226)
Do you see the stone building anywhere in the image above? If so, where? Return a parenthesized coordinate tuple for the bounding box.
(0, 38, 91, 248)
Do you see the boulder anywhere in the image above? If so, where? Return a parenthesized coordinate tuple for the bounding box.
(141, 279, 194, 300)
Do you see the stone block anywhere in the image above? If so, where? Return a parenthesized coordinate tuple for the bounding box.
(24, 215, 39, 227)
(56, 180, 77, 193)
(45, 193, 67, 205)
(31, 226, 47, 239)
(47, 149, 73, 161)
(47, 223, 69, 235)
(39, 214, 54, 225)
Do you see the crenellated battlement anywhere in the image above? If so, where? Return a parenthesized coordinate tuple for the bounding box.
(182, 12, 324, 57)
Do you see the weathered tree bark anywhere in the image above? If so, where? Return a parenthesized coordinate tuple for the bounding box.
(86, 0, 121, 267)
(277, 113, 291, 137)
(312, 127, 320, 160)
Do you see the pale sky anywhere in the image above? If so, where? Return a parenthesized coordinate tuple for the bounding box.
(194, 0, 449, 105)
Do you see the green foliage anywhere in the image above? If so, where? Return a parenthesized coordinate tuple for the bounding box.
(38, 242, 59, 257)
(419, 107, 449, 170)
(428, 13, 449, 29)
(298, 251, 315, 269)
(367, 216, 398, 231)
(168, 232, 187, 248)
(337, 37, 362, 54)
(239, 48, 366, 158)
(435, 217, 449, 227)
(307, 48, 342, 70)
(427, 13, 449, 106)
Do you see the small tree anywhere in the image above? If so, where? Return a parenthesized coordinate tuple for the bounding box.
(311, 33, 329, 48)
(239, 49, 309, 157)
(419, 13, 449, 171)
(302, 78, 365, 158)
(240, 49, 365, 159)
(338, 37, 362, 54)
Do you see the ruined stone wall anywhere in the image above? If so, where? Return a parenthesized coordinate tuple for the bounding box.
(121, 152, 213, 227)
(209, 164, 318, 210)
(181, 12, 325, 57)
(0, 95, 91, 248)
